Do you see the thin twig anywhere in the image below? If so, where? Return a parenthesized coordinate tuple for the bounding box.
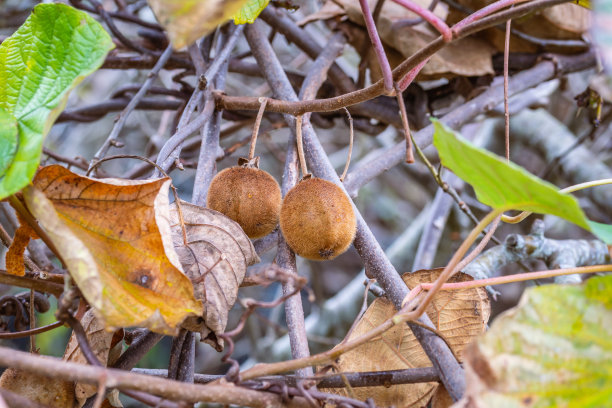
(422, 264, 612, 291)
(90, 44, 173, 169)
(0, 321, 63, 339)
(391, 0, 452, 41)
(295, 116, 308, 177)
(504, 17, 512, 161)
(394, 83, 414, 163)
(64, 314, 103, 367)
(358, 0, 394, 93)
(0, 271, 64, 297)
(248, 98, 269, 160)
(339, 108, 354, 182)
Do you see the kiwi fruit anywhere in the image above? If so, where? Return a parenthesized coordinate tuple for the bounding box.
(280, 177, 356, 260)
(207, 160, 282, 239)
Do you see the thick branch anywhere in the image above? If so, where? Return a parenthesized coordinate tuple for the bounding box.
(0, 347, 309, 408)
(464, 219, 611, 285)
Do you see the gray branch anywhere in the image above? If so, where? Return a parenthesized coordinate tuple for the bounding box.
(463, 219, 611, 289)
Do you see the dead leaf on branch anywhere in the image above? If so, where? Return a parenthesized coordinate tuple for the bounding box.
(0, 362, 75, 407)
(169, 200, 259, 351)
(323, 269, 490, 408)
(62, 309, 123, 407)
(448, 0, 589, 53)
(23, 165, 202, 335)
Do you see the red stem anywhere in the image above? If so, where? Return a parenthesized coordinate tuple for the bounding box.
(398, 57, 430, 91)
(452, 0, 530, 34)
(420, 265, 612, 291)
(391, 0, 452, 42)
(359, 0, 394, 93)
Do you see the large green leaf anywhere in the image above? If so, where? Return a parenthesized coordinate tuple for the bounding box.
(0, 109, 18, 177)
(463, 275, 612, 407)
(432, 119, 594, 232)
(233, 0, 270, 24)
(0, 3, 114, 199)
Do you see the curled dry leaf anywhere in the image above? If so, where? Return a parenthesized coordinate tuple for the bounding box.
(23, 165, 202, 334)
(147, 0, 250, 49)
(169, 200, 259, 351)
(63, 309, 118, 407)
(324, 269, 490, 408)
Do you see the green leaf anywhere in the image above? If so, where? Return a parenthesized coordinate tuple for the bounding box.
(0, 109, 18, 177)
(147, 0, 250, 49)
(233, 0, 270, 24)
(464, 276, 612, 407)
(432, 119, 589, 229)
(0, 3, 114, 200)
(588, 221, 612, 245)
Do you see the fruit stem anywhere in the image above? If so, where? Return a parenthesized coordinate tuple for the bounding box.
(295, 115, 309, 177)
(394, 82, 414, 164)
(339, 107, 354, 182)
(248, 97, 268, 161)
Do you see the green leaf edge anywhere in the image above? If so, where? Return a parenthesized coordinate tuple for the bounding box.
(233, 0, 270, 24)
(431, 119, 612, 244)
(0, 3, 114, 200)
(0, 109, 18, 176)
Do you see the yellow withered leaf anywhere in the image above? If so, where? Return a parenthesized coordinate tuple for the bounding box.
(23, 165, 203, 334)
(147, 0, 250, 49)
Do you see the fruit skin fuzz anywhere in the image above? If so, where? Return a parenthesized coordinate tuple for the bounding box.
(280, 177, 356, 260)
(207, 166, 282, 239)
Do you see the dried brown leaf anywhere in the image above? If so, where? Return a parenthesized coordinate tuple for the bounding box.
(451, 0, 589, 53)
(0, 365, 75, 407)
(169, 200, 259, 350)
(334, 0, 495, 79)
(432, 384, 454, 408)
(324, 269, 490, 408)
(63, 309, 114, 407)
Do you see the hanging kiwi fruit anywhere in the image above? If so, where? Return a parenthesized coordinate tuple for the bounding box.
(279, 114, 357, 260)
(207, 98, 282, 239)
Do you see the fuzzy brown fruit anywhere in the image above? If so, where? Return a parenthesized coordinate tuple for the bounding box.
(280, 177, 356, 260)
(0, 367, 75, 407)
(207, 166, 282, 239)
